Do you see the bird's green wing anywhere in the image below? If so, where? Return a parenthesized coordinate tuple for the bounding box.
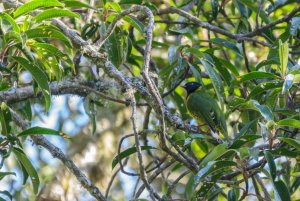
(187, 92, 217, 131)
(187, 91, 228, 139)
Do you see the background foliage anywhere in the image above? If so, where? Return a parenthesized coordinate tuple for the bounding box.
(0, 0, 300, 200)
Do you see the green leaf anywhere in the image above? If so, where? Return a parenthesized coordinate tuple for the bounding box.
(210, 0, 218, 20)
(230, 135, 261, 149)
(172, 131, 186, 146)
(188, 62, 202, 83)
(104, 27, 127, 68)
(255, 59, 279, 70)
(0, 172, 16, 180)
(290, 17, 300, 36)
(251, 100, 274, 121)
(270, 148, 300, 158)
(33, 8, 80, 22)
(237, 71, 280, 82)
(282, 74, 294, 93)
(277, 118, 300, 129)
(4, 31, 23, 47)
(0, 13, 20, 33)
(210, 38, 242, 57)
(0, 190, 12, 201)
(13, 0, 64, 18)
(26, 26, 72, 48)
(112, 146, 156, 169)
(173, 92, 189, 120)
(0, 103, 12, 136)
(264, 150, 277, 181)
(13, 147, 40, 194)
(123, 16, 144, 34)
(237, 0, 270, 23)
(195, 172, 224, 200)
(168, 45, 179, 65)
(279, 39, 289, 77)
(199, 144, 227, 168)
(228, 189, 237, 201)
(18, 126, 70, 138)
(20, 162, 29, 185)
(278, 137, 300, 151)
(218, 58, 239, 76)
(185, 174, 195, 200)
(194, 160, 237, 188)
(12, 57, 51, 111)
(119, 0, 143, 4)
(63, 0, 95, 9)
(211, 56, 232, 86)
(274, 180, 291, 201)
(30, 42, 73, 65)
(291, 177, 300, 193)
(248, 81, 282, 99)
(109, 2, 122, 13)
(200, 58, 225, 103)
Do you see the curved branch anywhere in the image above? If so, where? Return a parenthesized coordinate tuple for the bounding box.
(9, 108, 107, 201)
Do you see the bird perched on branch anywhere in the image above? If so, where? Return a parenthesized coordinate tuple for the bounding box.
(182, 82, 228, 141)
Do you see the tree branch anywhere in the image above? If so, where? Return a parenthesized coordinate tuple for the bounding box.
(9, 108, 107, 201)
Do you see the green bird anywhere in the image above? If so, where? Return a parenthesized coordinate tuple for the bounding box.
(182, 82, 228, 141)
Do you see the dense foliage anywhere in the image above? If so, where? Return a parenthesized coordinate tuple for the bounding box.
(0, 0, 300, 200)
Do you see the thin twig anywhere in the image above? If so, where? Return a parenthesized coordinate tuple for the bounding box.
(9, 108, 107, 201)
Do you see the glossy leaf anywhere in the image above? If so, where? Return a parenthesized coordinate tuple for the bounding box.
(198, 144, 227, 168)
(251, 100, 274, 121)
(255, 59, 279, 70)
(210, 38, 242, 57)
(248, 81, 282, 99)
(0, 13, 20, 33)
(13, 147, 40, 194)
(13, 0, 64, 18)
(270, 148, 300, 158)
(278, 137, 300, 151)
(185, 174, 195, 200)
(279, 39, 289, 77)
(200, 58, 225, 103)
(119, 0, 143, 4)
(210, 0, 218, 20)
(124, 16, 144, 34)
(0, 172, 16, 180)
(29, 42, 74, 68)
(230, 135, 261, 149)
(274, 180, 291, 201)
(282, 74, 294, 93)
(104, 27, 127, 68)
(0, 103, 11, 136)
(18, 126, 70, 138)
(290, 16, 300, 36)
(195, 172, 224, 199)
(237, 71, 280, 83)
(218, 58, 239, 76)
(228, 189, 237, 201)
(109, 2, 122, 13)
(63, 0, 94, 9)
(194, 160, 237, 188)
(12, 57, 51, 111)
(264, 150, 277, 181)
(112, 146, 156, 169)
(26, 27, 72, 48)
(168, 45, 179, 65)
(0, 191, 12, 201)
(237, 0, 270, 23)
(277, 118, 300, 128)
(33, 8, 80, 22)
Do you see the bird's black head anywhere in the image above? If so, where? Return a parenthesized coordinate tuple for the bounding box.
(182, 82, 202, 95)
